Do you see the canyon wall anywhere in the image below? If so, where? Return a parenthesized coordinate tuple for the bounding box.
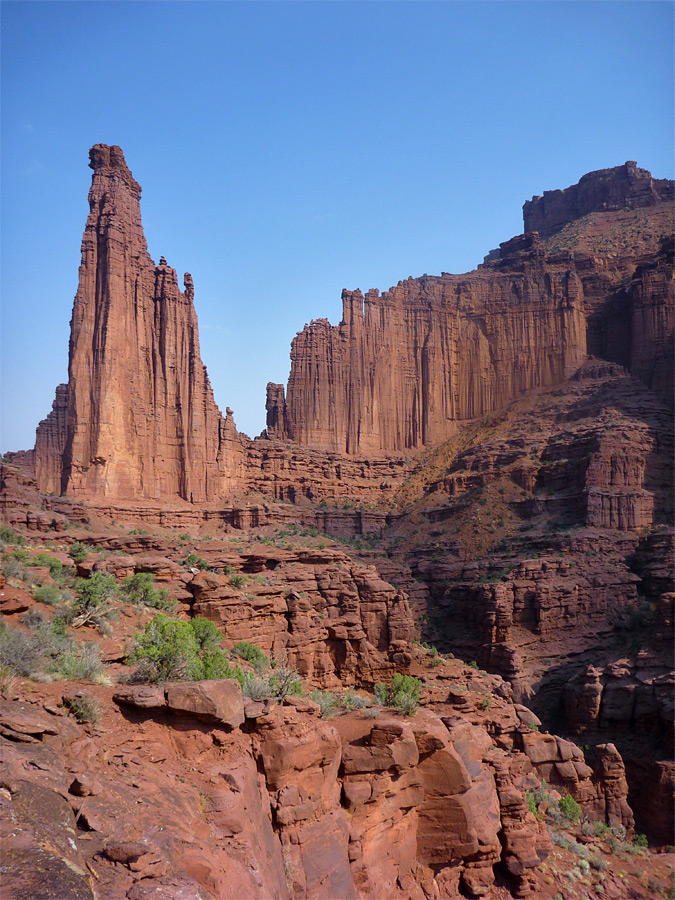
(523, 161, 674, 240)
(34, 145, 244, 503)
(269, 165, 673, 456)
(33, 149, 673, 501)
(267, 234, 587, 454)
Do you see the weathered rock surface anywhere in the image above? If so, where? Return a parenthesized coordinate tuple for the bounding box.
(268, 232, 587, 453)
(34, 145, 244, 502)
(269, 166, 673, 455)
(523, 161, 674, 241)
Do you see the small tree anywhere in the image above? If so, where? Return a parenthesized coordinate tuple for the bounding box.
(129, 615, 232, 683)
(121, 572, 171, 609)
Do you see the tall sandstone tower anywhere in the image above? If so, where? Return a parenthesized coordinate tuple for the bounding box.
(35, 145, 243, 501)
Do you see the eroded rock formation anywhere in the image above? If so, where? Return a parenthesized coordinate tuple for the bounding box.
(268, 233, 587, 453)
(523, 161, 674, 240)
(268, 170, 673, 454)
(35, 145, 244, 503)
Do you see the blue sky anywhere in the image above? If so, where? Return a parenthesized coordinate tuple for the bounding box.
(2, 1, 673, 451)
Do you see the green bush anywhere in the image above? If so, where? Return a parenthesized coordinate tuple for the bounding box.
(228, 574, 247, 589)
(0, 524, 24, 546)
(373, 682, 388, 705)
(55, 642, 103, 681)
(68, 542, 89, 564)
(129, 614, 231, 683)
(373, 674, 422, 715)
(232, 641, 268, 670)
(558, 793, 582, 823)
(526, 790, 541, 819)
(74, 572, 119, 615)
(310, 689, 340, 718)
(183, 553, 211, 571)
(29, 553, 63, 577)
(121, 572, 172, 609)
(633, 833, 648, 848)
(33, 585, 64, 605)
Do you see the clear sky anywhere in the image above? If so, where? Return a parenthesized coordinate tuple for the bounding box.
(1, 1, 673, 452)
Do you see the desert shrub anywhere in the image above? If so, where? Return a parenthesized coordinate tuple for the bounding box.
(373, 682, 388, 705)
(55, 642, 103, 681)
(74, 572, 119, 615)
(310, 689, 339, 718)
(0, 664, 17, 697)
(1, 554, 25, 580)
(183, 553, 211, 571)
(20, 609, 48, 630)
(342, 689, 370, 710)
(480, 693, 492, 709)
(29, 553, 63, 577)
(121, 572, 171, 609)
(238, 671, 274, 700)
(611, 823, 627, 841)
(264, 660, 303, 700)
(550, 832, 572, 850)
(0, 619, 69, 677)
(232, 641, 268, 670)
(558, 793, 581, 823)
(67, 693, 100, 725)
(393, 691, 419, 715)
(0, 624, 44, 676)
(228, 574, 247, 589)
(33, 585, 63, 605)
(0, 524, 24, 546)
(589, 855, 608, 872)
(633, 833, 648, 849)
(68, 542, 89, 564)
(129, 614, 231, 683)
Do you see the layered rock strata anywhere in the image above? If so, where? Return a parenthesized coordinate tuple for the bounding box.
(34, 145, 244, 502)
(523, 161, 674, 240)
(269, 166, 673, 454)
(268, 233, 587, 453)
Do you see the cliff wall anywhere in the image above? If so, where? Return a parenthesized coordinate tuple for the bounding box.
(523, 161, 674, 240)
(267, 234, 587, 454)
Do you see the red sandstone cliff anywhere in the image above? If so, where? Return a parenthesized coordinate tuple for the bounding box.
(34, 145, 244, 502)
(268, 166, 673, 454)
(523, 160, 674, 240)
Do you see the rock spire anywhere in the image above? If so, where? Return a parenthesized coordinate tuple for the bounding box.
(35, 144, 243, 501)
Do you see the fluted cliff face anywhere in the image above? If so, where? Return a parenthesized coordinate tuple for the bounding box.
(268, 233, 587, 454)
(34, 145, 244, 502)
(269, 167, 673, 456)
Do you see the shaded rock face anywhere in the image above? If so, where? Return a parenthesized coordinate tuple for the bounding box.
(523, 161, 674, 241)
(268, 233, 587, 453)
(35, 144, 244, 503)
